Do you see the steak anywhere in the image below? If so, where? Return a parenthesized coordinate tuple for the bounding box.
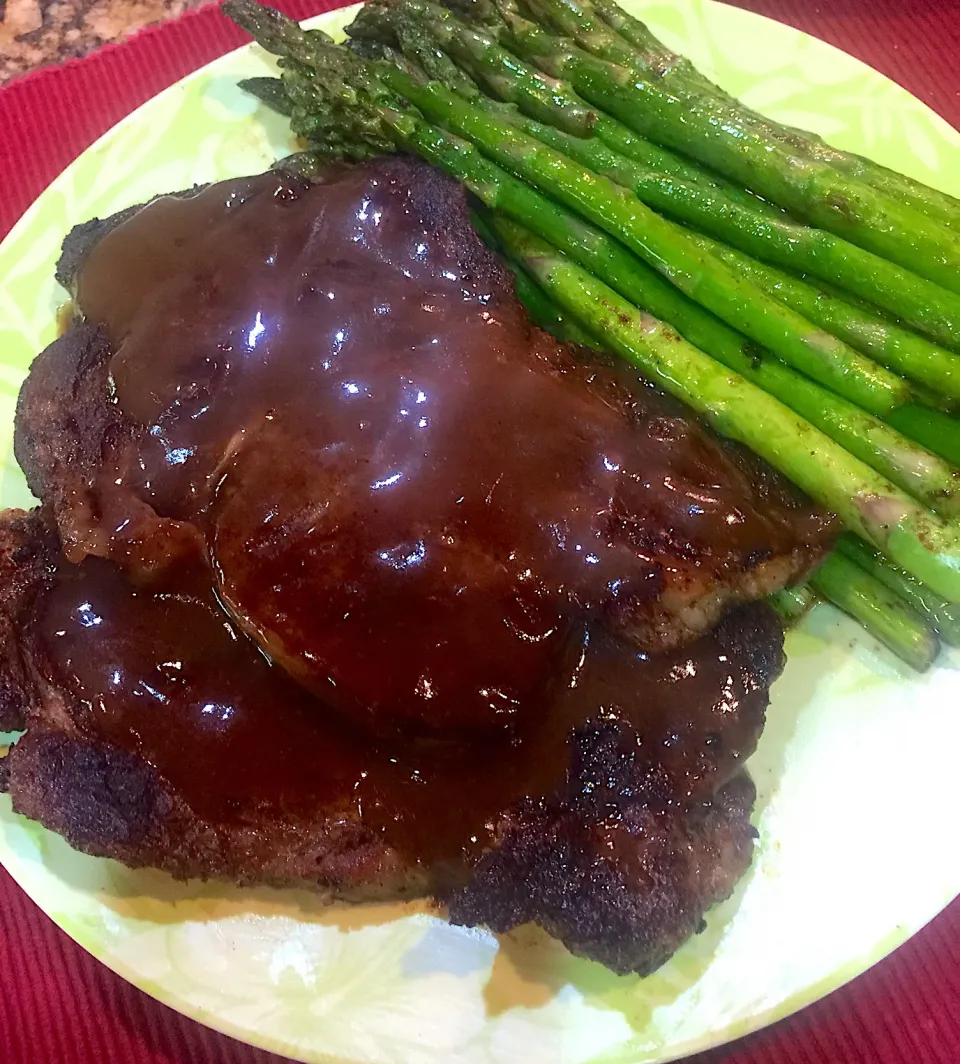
(16, 157, 833, 738)
(0, 155, 833, 973)
(0, 510, 55, 733)
(0, 508, 782, 971)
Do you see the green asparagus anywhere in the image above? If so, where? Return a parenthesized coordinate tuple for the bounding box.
(679, 231, 960, 401)
(588, 0, 960, 231)
(470, 207, 597, 343)
(768, 584, 817, 625)
(495, 5, 960, 295)
(522, 0, 960, 236)
(346, 0, 780, 213)
(369, 65, 913, 414)
(239, 75, 295, 115)
(479, 94, 960, 378)
(885, 405, 960, 468)
(359, 1, 960, 354)
(808, 551, 940, 671)
(507, 259, 597, 343)
(835, 533, 960, 645)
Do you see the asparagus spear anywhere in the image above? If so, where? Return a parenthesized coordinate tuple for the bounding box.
(555, 0, 955, 227)
(808, 551, 940, 671)
(768, 584, 817, 625)
(509, 259, 596, 343)
(353, 0, 599, 135)
(347, 0, 779, 213)
(508, 255, 596, 343)
(495, 5, 960, 296)
(835, 533, 960, 645)
(374, 31, 959, 409)
(472, 92, 960, 381)
(678, 231, 960, 402)
(520, 0, 960, 239)
(523, 0, 731, 95)
(885, 405, 960, 468)
(365, 66, 913, 415)
(470, 207, 597, 343)
(363, 1, 960, 355)
(222, 0, 960, 602)
(240, 75, 295, 115)
(588, 0, 960, 231)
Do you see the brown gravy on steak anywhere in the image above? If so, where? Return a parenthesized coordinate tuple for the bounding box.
(34, 555, 772, 869)
(71, 163, 816, 744)
(29, 160, 807, 869)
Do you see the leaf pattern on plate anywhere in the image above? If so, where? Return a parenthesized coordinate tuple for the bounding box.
(0, 2, 958, 1062)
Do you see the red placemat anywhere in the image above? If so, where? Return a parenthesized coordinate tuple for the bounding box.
(0, 2, 958, 1061)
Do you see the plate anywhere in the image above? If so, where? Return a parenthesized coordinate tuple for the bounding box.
(1, 2, 959, 1062)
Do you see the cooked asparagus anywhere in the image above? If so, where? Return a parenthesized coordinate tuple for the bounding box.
(498, 0, 960, 294)
(809, 551, 940, 671)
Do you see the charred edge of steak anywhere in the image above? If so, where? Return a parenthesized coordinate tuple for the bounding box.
(448, 728, 759, 976)
(9, 730, 171, 849)
(14, 325, 120, 510)
(446, 604, 782, 977)
(5, 727, 427, 899)
(0, 509, 57, 733)
(714, 601, 786, 690)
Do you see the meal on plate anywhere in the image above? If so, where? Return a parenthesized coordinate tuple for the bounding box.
(1, 0, 958, 979)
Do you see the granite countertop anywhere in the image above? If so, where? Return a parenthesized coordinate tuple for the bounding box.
(0, 0, 210, 83)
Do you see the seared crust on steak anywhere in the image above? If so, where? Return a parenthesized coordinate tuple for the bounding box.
(0, 503, 784, 972)
(450, 767, 757, 976)
(448, 605, 782, 973)
(7, 730, 421, 899)
(0, 509, 54, 733)
(14, 328, 124, 563)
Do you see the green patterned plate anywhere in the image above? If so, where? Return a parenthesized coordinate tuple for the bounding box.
(1, 3, 959, 1061)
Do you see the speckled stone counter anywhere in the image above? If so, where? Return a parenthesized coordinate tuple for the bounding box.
(0, 0, 209, 83)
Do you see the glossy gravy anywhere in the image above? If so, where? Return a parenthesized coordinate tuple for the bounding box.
(72, 162, 808, 740)
(36, 160, 792, 868)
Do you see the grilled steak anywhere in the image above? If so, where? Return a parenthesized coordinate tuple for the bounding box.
(0, 508, 781, 971)
(16, 157, 832, 737)
(0, 156, 834, 972)
(0, 510, 55, 733)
